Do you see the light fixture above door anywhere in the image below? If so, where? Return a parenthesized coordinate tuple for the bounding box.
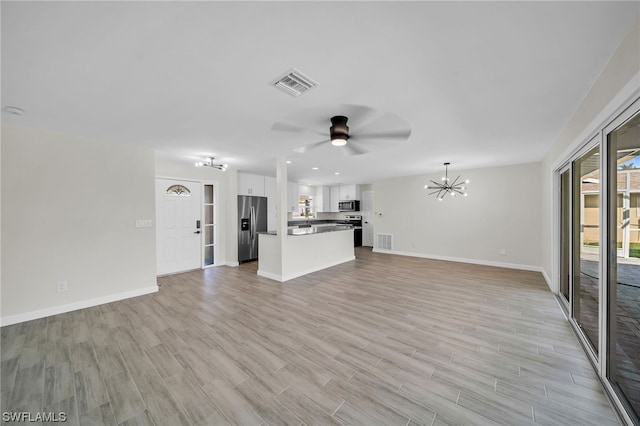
(425, 162, 469, 201)
(195, 157, 227, 171)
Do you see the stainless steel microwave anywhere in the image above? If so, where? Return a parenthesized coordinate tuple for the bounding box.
(338, 200, 360, 212)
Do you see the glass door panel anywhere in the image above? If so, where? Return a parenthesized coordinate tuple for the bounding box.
(203, 184, 215, 266)
(560, 169, 571, 303)
(573, 146, 600, 354)
(607, 110, 640, 421)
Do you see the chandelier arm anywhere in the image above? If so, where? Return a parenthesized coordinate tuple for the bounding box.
(428, 189, 443, 196)
(450, 175, 462, 187)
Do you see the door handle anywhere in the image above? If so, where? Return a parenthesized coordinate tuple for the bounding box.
(194, 230, 201, 234)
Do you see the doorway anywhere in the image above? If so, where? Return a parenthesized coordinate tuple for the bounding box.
(362, 190, 374, 247)
(155, 178, 202, 275)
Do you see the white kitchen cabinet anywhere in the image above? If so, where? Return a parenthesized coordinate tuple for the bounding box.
(339, 184, 361, 201)
(315, 186, 331, 213)
(287, 182, 299, 213)
(330, 186, 340, 212)
(298, 184, 313, 197)
(264, 176, 277, 231)
(238, 172, 265, 196)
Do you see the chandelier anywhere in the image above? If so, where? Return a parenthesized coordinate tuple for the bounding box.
(195, 157, 228, 171)
(425, 162, 469, 201)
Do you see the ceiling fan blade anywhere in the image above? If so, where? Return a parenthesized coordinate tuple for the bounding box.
(293, 139, 330, 154)
(342, 141, 368, 156)
(353, 111, 411, 135)
(334, 104, 379, 130)
(272, 121, 327, 136)
(349, 128, 412, 142)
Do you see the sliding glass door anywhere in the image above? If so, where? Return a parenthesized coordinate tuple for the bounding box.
(557, 99, 639, 424)
(560, 168, 571, 304)
(573, 145, 601, 355)
(607, 109, 640, 422)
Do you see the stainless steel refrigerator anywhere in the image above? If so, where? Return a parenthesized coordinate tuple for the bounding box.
(237, 195, 267, 263)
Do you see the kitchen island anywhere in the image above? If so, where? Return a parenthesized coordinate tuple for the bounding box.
(257, 225, 355, 282)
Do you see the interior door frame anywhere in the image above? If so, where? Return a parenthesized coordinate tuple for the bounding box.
(155, 177, 203, 275)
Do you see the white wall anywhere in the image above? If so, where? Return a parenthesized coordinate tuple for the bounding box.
(373, 162, 542, 270)
(1, 125, 157, 325)
(154, 155, 235, 265)
(541, 17, 640, 291)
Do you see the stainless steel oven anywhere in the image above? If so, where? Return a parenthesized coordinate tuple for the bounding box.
(338, 215, 362, 247)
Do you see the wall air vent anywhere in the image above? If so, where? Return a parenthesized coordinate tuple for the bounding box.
(377, 234, 393, 251)
(271, 68, 318, 97)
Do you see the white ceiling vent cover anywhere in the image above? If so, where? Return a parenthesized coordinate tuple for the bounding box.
(271, 68, 318, 97)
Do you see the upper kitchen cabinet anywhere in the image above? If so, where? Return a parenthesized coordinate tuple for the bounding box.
(339, 184, 361, 201)
(238, 172, 265, 196)
(315, 186, 331, 213)
(298, 184, 314, 197)
(330, 186, 340, 212)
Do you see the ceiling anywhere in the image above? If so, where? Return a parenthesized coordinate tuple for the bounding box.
(2, 1, 638, 185)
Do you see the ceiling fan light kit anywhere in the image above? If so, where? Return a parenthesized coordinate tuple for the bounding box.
(195, 157, 228, 171)
(330, 115, 349, 146)
(425, 162, 469, 201)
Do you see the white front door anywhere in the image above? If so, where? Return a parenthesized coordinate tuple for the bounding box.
(156, 178, 202, 275)
(362, 190, 374, 247)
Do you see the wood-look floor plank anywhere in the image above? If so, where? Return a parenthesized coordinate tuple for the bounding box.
(275, 386, 342, 426)
(132, 372, 188, 426)
(164, 372, 218, 425)
(78, 402, 116, 426)
(0, 248, 623, 426)
(102, 372, 146, 424)
(201, 378, 264, 425)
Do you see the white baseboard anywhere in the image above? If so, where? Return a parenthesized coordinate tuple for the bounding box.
(258, 256, 356, 282)
(541, 268, 552, 291)
(372, 248, 543, 273)
(226, 261, 240, 267)
(256, 270, 282, 281)
(0, 285, 159, 327)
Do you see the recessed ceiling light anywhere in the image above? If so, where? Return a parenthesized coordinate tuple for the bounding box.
(5, 106, 24, 116)
(286, 160, 292, 164)
(334, 172, 340, 175)
(312, 167, 319, 170)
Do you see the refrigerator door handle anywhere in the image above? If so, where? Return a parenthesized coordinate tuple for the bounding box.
(250, 205, 255, 240)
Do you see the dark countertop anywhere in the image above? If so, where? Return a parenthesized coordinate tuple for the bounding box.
(260, 225, 354, 236)
(287, 219, 338, 226)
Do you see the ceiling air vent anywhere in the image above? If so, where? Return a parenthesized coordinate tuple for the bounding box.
(271, 68, 318, 97)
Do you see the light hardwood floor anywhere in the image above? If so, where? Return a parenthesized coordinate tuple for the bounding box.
(1, 247, 621, 425)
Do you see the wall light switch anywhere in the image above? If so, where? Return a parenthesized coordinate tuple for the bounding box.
(499, 249, 507, 256)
